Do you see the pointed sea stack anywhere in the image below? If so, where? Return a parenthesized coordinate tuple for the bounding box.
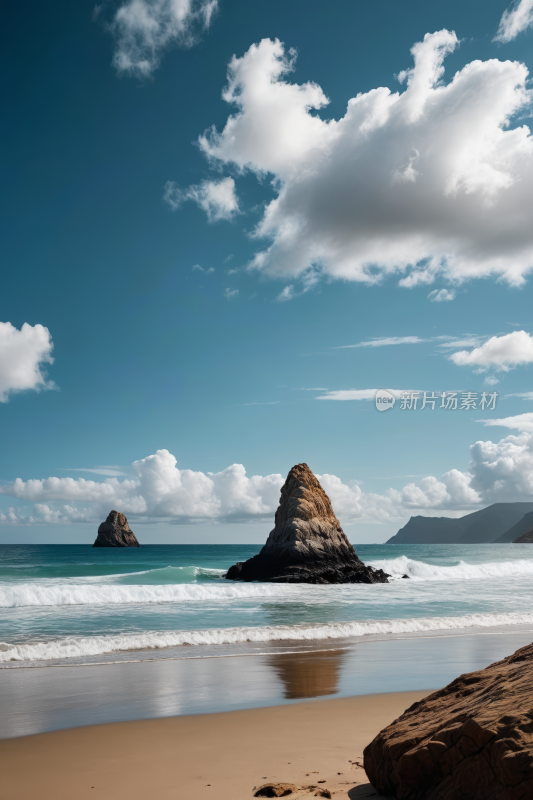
(225, 463, 389, 584)
(93, 510, 140, 547)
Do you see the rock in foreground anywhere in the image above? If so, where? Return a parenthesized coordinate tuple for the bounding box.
(225, 463, 389, 584)
(363, 641, 533, 799)
(93, 510, 140, 547)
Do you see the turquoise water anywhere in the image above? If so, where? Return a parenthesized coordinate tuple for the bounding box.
(2, 543, 533, 666)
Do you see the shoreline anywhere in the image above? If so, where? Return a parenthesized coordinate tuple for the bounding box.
(3, 620, 533, 670)
(2, 627, 532, 739)
(0, 690, 429, 800)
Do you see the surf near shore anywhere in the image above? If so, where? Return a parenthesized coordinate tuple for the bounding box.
(0, 690, 428, 800)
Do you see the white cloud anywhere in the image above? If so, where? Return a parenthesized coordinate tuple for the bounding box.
(5, 432, 533, 525)
(437, 336, 481, 349)
(276, 285, 295, 302)
(198, 33, 533, 288)
(0, 322, 55, 403)
(495, 0, 533, 43)
(110, 0, 217, 78)
(337, 336, 425, 349)
(316, 389, 416, 401)
(164, 177, 238, 222)
(428, 288, 455, 302)
(224, 287, 238, 300)
(192, 264, 215, 273)
(506, 391, 533, 399)
(468, 431, 533, 501)
(479, 412, 533, 432)
(450, 330, 533, 371)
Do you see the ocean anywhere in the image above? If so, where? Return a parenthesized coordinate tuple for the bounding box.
(3, 542, 533, 667)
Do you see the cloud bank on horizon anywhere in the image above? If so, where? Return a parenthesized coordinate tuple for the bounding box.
(4, 427, 533, 525)
(0, 322, 55, 403)
(189, 30, 533, 292)
(108, 0, 217, 77)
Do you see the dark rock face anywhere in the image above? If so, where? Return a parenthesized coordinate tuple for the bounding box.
(225, 463, 389, 584)
(363, 641, 533, 800)
(93, 510, 140, 548)
(513, 526, 533, 543)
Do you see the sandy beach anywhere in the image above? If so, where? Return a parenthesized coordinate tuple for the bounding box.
(0, 690, 428, 800)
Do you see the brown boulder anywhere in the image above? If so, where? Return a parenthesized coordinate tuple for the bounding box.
(93, 510, 140, 547)
(363, 641, 533, 799)
(226, 463, 389, 584)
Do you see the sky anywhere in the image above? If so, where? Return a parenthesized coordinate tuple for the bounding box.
(3, 0, 533, 543)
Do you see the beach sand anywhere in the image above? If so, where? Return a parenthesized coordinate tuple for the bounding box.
(0, 690, 427, 800)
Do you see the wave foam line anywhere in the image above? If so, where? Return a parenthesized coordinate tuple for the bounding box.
(3, 611, 533, 662)
(369, 556, 533, 581)
(0, 581, 302, 608)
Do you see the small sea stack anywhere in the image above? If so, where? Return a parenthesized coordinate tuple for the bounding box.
(225, 463, 389, 584)
(93, 510, 140, 548)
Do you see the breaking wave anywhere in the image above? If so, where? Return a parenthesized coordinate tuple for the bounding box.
(3, 556, 533, 607)
(370, 556, 533, 581)
(3, 610, 533, 662)
(0, 581, 303, 608)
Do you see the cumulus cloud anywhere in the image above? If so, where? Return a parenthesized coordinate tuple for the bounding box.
(198, 33, 533, 288)
(0, 322, 55, 403)
(495, 0, 533, 43)
(5, 433, 533, 525)
(428, 288, 455, 302)
(164, 177, 239, 222)
(450, 331, 533, 371)
(468, 431, 533, 501)
(0, 450, 282, 524)
(110, 0, 217, 78)
(224, 287, 238, 299)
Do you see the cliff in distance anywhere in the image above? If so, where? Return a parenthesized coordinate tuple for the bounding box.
(387, 502, 533, 545)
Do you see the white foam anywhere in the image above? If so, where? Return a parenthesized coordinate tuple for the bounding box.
(3, 556, 533, 606)
(369, 555, 533, 581)
(0, 581, 302, 608)
(3, 610, 533, 663)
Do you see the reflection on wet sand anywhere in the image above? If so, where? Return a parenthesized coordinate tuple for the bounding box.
(267, 649, 348, 699)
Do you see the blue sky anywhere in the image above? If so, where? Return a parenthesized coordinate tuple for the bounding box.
(2, 0, 533, 543)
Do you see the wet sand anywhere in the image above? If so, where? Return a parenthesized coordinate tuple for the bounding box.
(0, 690, 428, 800)
(2, 627, 533, 738)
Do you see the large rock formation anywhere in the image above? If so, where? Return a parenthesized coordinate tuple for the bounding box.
(363, 641, 533, 799)
(93, 510, 140, 547)
(225, 463, 389, 584)
(513, 525, 533, 543)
